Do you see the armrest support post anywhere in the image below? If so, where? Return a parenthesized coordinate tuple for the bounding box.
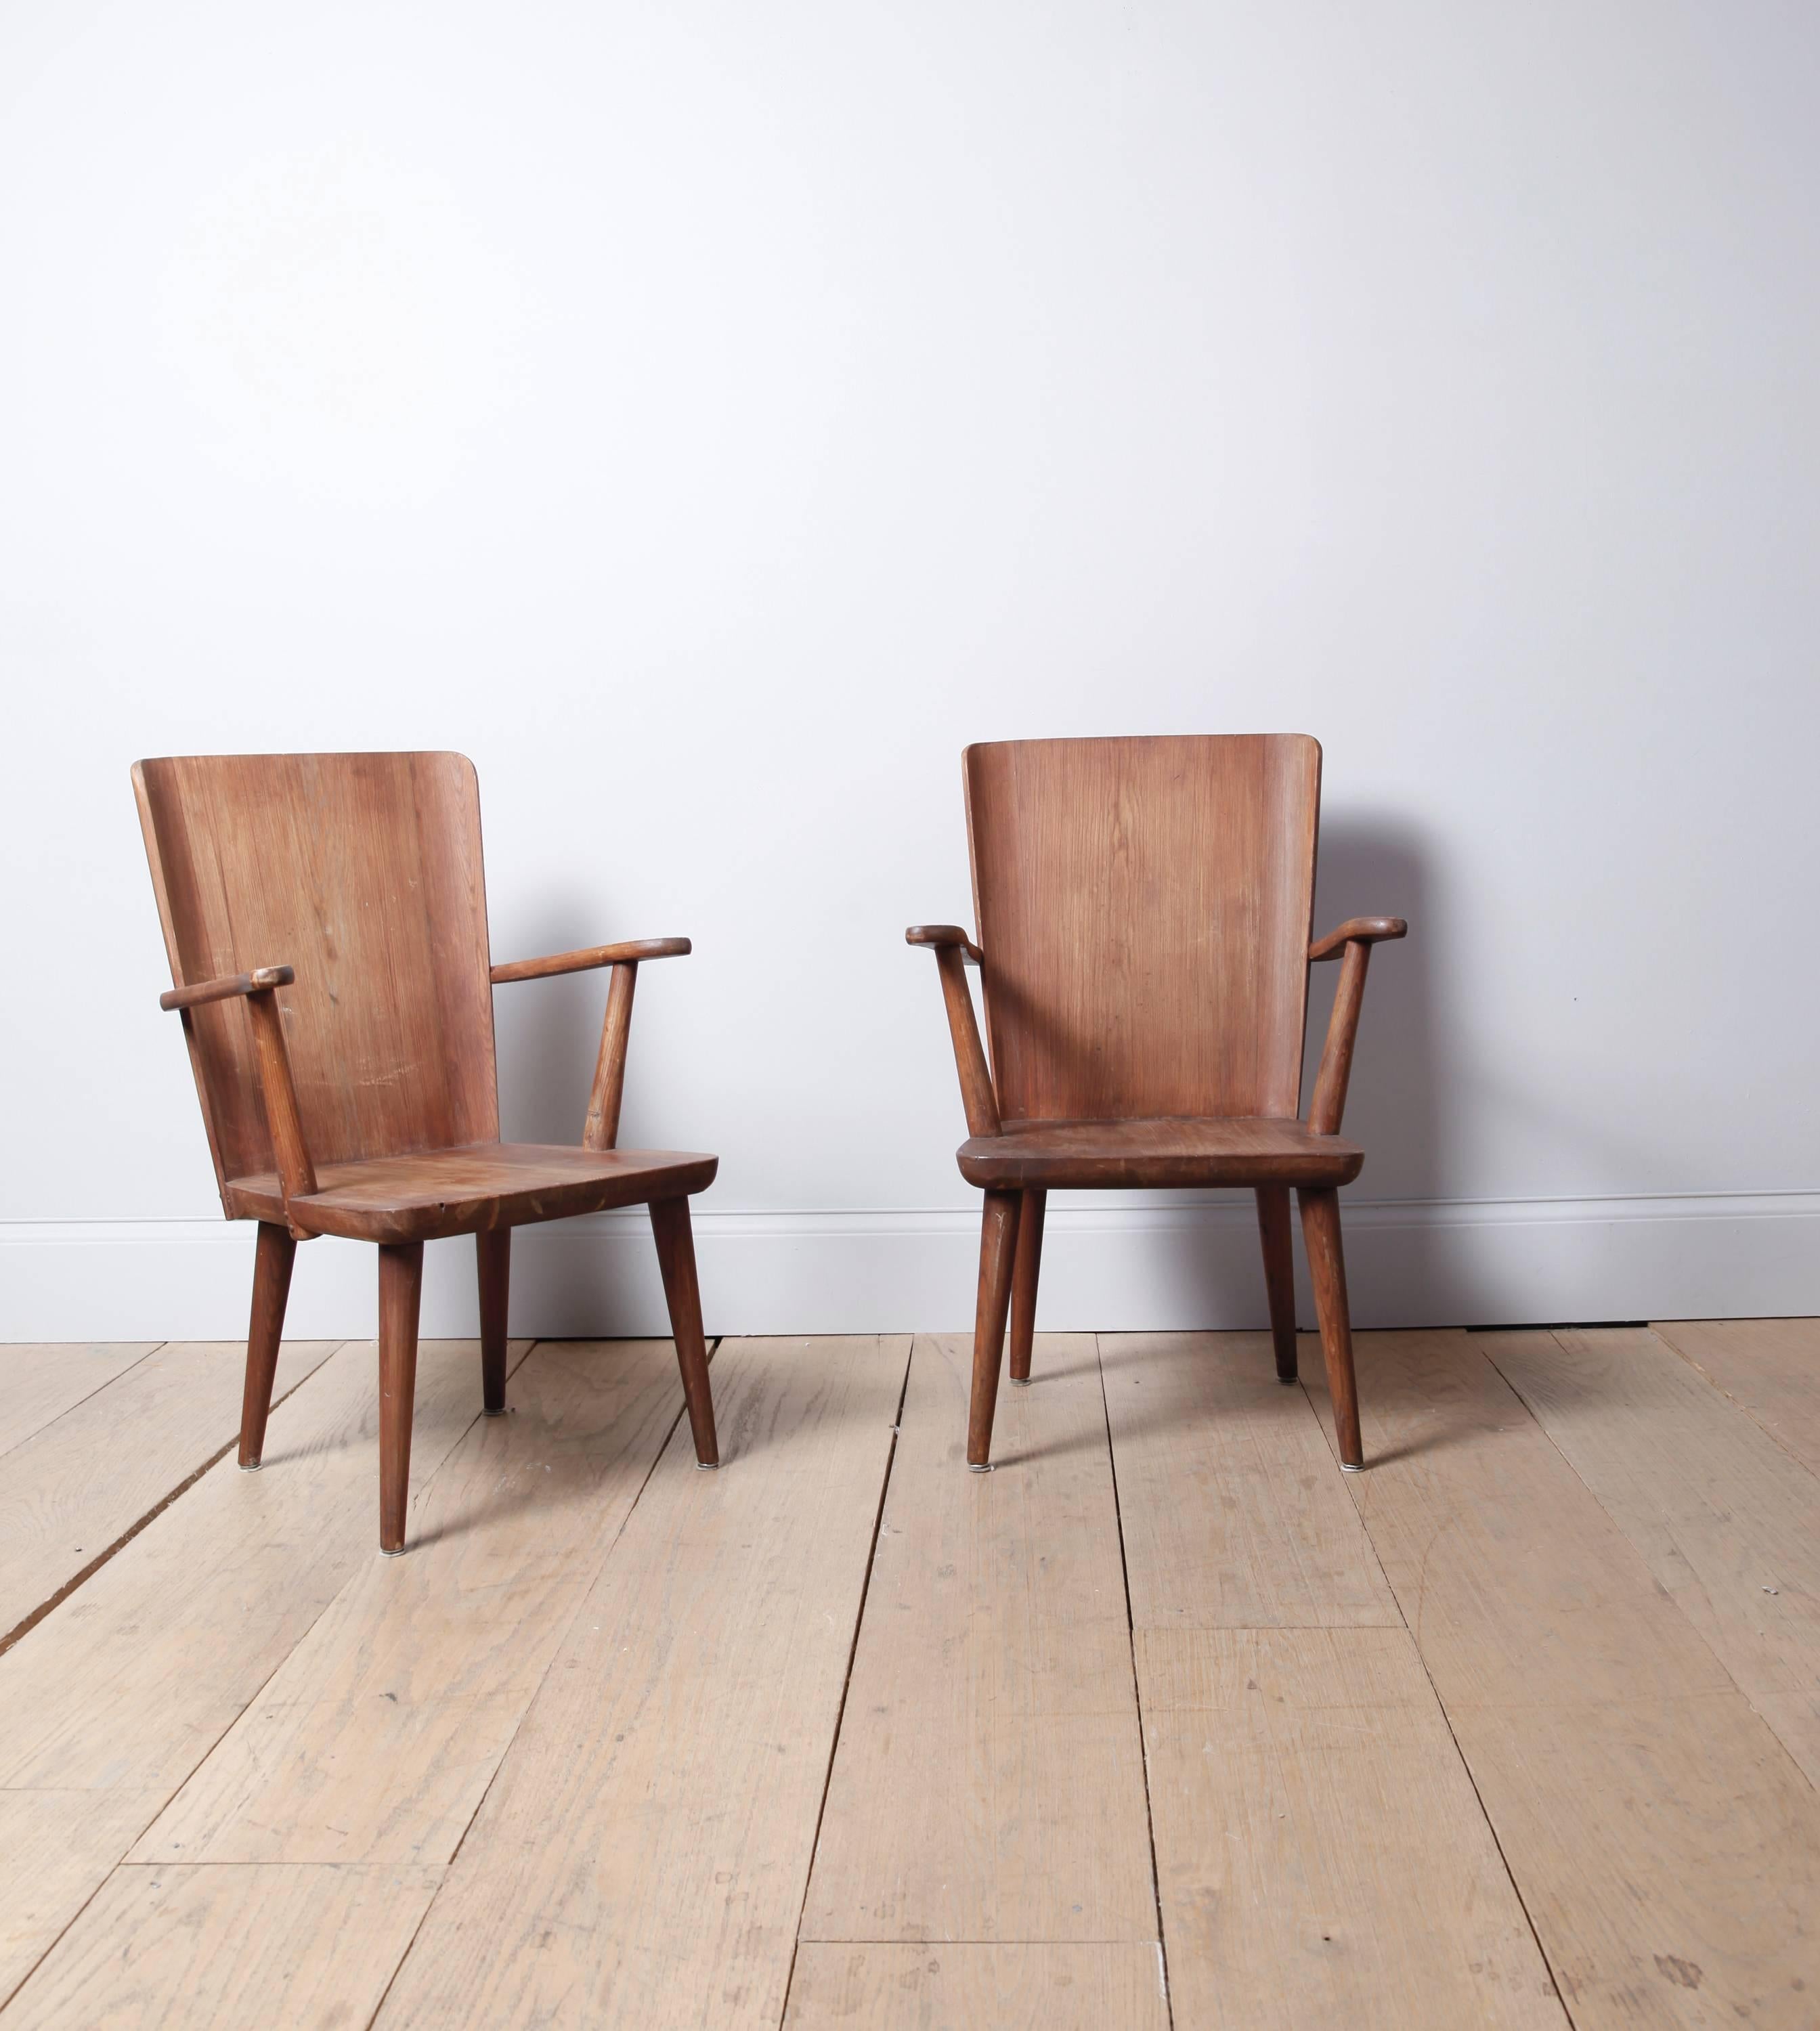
(933, 945, 1001, 1138)
(1307, 940, 1372, 1137)
(582, 962, 639, 1152)
(160, 967, 318, 1208)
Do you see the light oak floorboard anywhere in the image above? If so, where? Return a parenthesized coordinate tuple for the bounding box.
(0, 1339, 517, 1999)
(1650, 1318, 1820, 1477)
(1306, 1329, 1820, 2030)
(0, 1338, 341, 1652)
(3, 1863, 441, 2030)
(0, 1345, 160, 1461)
(1138, 1628, 1566, 2030)
(802, 1334, 1156, 1946)
(784, 1943, 1169, 2030)
(372, 1336, 910, 2031)
(1100, 1328, 1399, 1628)
(133, 1338, 693, 1867)
(1485, 1327, 1820, 1787)
(0, 1339, 518, 1794)
(0, 1790, 165, 2009)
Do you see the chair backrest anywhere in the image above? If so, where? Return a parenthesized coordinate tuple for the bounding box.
(133, 753, 500, 1194)
(963, 735, 1321, 1124)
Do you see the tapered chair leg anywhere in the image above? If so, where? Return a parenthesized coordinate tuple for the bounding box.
(967, 1189, 1022, 1469)
(1008, 1187, 1047, 1384)
(1254, 1186, 1298, 1384)
(239, 1220, 297, 1469)
(477, 1228, 511, 1415)
(378, 1242, 425, 1554)
(649, 1196, 718, 1467)
(1298, 1187, 1363, 1470)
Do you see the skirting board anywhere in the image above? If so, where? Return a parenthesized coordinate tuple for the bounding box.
(2, 1193, 1815, 1341)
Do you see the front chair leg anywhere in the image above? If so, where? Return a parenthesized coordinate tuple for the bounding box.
(477, 1228, 511, 1414)
(240, 1220, 297, 1469)
(649, 1196, 718, 1467)
(1297, 1187, 1364, 1470)
(967, 1189, 1022, 1469)
(378, 1242, 425, 1554)
(1254, 1186, 1299, 1384)
(1007, 1187, 1047, 1386)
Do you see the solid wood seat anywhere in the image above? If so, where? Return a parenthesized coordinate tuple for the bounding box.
(135, 751, 722, 1552)
(957, 1117, 1364, 1192)
(225, 1142, 720, 1244)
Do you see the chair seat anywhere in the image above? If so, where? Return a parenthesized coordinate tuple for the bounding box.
(225, 1141, 718, 1243)
(957, 1117, 1363, 1191)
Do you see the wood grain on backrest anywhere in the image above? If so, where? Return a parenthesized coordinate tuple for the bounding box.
(133, 754, 499, 1198)
(964, 736, 1320, 1124)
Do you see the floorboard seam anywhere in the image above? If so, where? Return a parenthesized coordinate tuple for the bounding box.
(0, 1341, 353, 1663)
(1304, 1342, 1580, 2030)
(774, 1334, 915, 2031)
(1096, 1334, 1175, 2031)
(1477, 1327, 1820, 1801)
(0, 1342, 169, 1468)
(435, 1337, 717, 1877)
(1643, 1323, 1820, 1483)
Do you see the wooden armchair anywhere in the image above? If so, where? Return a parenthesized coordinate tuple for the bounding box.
(134, 752, 718, 1553)
(909, 735, 1406, 1472)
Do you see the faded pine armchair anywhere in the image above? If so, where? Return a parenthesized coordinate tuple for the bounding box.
(135, 752, 719, 1553)
(909, 735, 1406, 1471)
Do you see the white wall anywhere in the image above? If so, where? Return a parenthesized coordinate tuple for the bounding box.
(3, 0, 1817, 1340)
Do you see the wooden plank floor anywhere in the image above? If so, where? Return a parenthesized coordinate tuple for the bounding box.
(1, 1320, 1815, 2028)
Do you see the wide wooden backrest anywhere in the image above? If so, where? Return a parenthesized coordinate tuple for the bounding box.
(964, 735, 1321, 1124)
(133, 754, 499, 1194)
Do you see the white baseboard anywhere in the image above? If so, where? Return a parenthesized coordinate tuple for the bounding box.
(2, 1193, 1815, 1341)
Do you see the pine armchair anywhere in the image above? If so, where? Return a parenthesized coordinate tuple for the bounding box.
(135, 752, 719, 1553)
(909, 735, 1406, 1472)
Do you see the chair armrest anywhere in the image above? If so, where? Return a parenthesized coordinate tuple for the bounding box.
(906, 925, 984, 966)
(907, 925, 999, 1135)
(1306, 917, 1407, 1135)
(489, 938, 689, 1149)
(490, 937, 691, 985)
(159, 965, 295, 1012)
(160, 965, 317, 1206)
(1309, 918, 1406, 961)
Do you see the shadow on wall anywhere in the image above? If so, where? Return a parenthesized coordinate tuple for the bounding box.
(1083, 808, 1444, 1334)
(491, 891, 627, 1149)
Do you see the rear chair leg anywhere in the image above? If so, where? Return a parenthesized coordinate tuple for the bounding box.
(477, 1228, 511, 1414)
(1254, 1186, 1299, 1384)
(378, 1242, 425, 1554)
(1008, 1187, 1047, 1385)
(239, 1220, 296, 1469)
(649, 1196, 718, 1467)
(967, 1189, 1022, 1468)
(1298, 1187, 1364, 1470)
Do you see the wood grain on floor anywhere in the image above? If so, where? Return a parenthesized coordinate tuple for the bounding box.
(133, 1338, 689, 1867)
(1, 1321, 1816, 2031)
(1305, 1327, 1820, 2031)
(371, 1336, 910, 2031)
(0, 1338, 342, 1653)
(802, 1334, 1156, 1948)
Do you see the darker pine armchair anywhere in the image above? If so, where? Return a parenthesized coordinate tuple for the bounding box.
(135, 751, 719, 1553)
(909, 734, 1405, 1472)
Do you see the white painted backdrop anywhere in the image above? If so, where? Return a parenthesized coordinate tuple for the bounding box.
(3, 0, 1816, 1338)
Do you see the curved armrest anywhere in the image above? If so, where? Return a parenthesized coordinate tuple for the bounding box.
(1307, 915, 1408, 1135)
(159, 965, 295, 1012)
(906, 925, 983, 966)
(490, 937, 691, 985)
(908, 925, 998, 1135)
(1309, 918, 1406, 962)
